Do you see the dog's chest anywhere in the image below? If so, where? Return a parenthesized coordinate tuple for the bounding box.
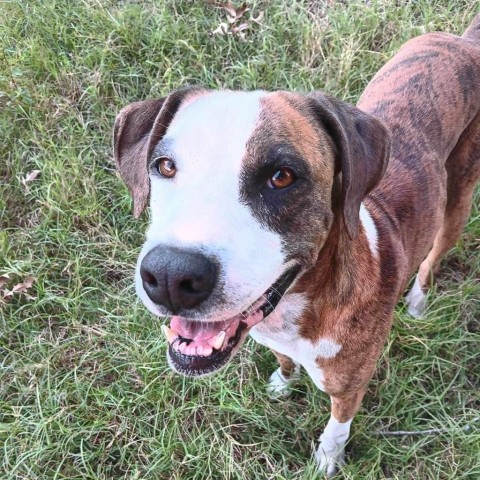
(249, 293, 342, 390)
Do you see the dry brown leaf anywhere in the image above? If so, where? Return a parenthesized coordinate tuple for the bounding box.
(212, 22, 229, 35)
(251, 11, 264, 24)
(13, 276, 35, 292)
(24, 170, 41, 183)
(217, 1, 237, 17)
(208, 1, 257, 39)
(3, 276, 36, 301)
(211, 1, 249, 20)
(234, 3, 249, 20)
(0, 274, 10, 289)
(232, 22, 249, 34)
(22, 170, 41, 189)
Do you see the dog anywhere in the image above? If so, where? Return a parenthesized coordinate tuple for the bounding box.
(113, 16, 480, 477)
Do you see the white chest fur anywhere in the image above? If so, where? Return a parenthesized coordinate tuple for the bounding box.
(249, 293, 342, 391)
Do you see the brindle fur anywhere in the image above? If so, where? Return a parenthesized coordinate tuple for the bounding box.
(278, 17, 480, 424)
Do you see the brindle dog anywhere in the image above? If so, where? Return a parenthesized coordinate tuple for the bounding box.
(114, 16, 480, 477)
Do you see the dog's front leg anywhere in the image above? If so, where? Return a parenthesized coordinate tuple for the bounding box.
(316, 389, 366, 478)
(267, 349, 301, 399)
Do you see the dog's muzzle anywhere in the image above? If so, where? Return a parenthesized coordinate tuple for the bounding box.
(140, 245, 301, 377)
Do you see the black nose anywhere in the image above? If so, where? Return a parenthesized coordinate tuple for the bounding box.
(140, 245, 218, 313)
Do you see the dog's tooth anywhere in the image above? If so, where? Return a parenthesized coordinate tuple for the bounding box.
(186, 344, 196, 356)
(197, 345, 212, 357)
(197, 345, 206, 356)
(212, 331, 226, 350)
(161, 325, 177, 344)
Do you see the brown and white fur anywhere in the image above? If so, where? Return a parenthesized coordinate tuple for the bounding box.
(113, 17, 480, 477)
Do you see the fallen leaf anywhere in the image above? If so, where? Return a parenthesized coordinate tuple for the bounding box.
(232, 22, 249, 34)
(13, 276, 35, 292)
(217, 1, 236, 17)
(208, 1, 257, 39)
(22, 170, 41, 188)
(211, 22, 229, 35)
(2, 276, 36, 302)
(0, 275, 10, 289)
(251, 11, 264, 24)
(24, 170, 41, 183)
(233, 3, 249, 20)
(210, 1, 249, 21)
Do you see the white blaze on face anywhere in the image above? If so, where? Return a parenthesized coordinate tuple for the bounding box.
(136, 91, 288, 319)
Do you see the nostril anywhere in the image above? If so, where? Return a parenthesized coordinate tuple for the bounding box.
(141, 269, 158, 288)
(179, 279, 199, 295)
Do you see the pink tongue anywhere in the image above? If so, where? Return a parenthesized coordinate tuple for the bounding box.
(170, 316, 239, 343)
(168, 309, 265, 356)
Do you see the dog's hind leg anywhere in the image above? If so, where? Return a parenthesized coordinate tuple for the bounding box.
(407, 113, 480, 317)
(267, 349, 301, 399)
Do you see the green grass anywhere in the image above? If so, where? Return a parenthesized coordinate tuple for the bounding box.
(1, 1, 479, 478)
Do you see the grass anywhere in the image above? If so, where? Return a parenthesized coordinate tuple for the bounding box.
(1, 0, 479, 478)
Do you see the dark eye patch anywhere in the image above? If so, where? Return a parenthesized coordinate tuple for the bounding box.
(242, 143, 311, 191)
(239, 142, 315, 234)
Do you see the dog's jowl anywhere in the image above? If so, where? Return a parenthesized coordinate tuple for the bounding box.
(114, 16, 480, 477)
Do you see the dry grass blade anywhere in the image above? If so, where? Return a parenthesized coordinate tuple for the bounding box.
(374, 417, 480, 436)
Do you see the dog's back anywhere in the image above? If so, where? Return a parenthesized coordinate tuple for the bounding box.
(358, 16, 480, 306)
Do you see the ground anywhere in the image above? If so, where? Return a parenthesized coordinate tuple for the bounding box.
(1, 1, 479, 479)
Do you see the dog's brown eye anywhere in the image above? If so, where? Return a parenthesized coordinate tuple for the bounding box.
(156, 157, 177, 178)
(268, 167, 296, 189)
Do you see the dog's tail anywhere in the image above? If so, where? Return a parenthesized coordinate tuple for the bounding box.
(463, 14, 480, 42)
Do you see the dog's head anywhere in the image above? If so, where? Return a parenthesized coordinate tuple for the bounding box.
(114, 87, 390, 377)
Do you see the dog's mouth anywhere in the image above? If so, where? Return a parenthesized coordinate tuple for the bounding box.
(162, 265, 300, 376)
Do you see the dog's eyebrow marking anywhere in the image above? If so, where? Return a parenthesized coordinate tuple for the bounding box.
(150, 138, 175, 162)
(360, 203, 378, 257)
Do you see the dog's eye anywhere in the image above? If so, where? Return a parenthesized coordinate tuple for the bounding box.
(155, 157, 177, 178)
(267, 167, 296, 189)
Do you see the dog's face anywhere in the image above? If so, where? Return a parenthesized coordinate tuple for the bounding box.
(114, 88, 390, 377)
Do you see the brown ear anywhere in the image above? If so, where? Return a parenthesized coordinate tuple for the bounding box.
(306, 93, 391, 238)
(113, 87, 206, 217)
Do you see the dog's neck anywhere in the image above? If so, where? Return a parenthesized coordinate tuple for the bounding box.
(317, 220, 370, 298)
(292, 216, 380, 339)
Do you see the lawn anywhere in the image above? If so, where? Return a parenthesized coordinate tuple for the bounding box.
(1, 1, 479, 479)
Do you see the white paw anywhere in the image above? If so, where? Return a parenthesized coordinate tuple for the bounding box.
(266, 365, 300, 399)
(405, 275, 427, 318)
(316, 416, 351, 478)
(315, 445, 345, 478)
